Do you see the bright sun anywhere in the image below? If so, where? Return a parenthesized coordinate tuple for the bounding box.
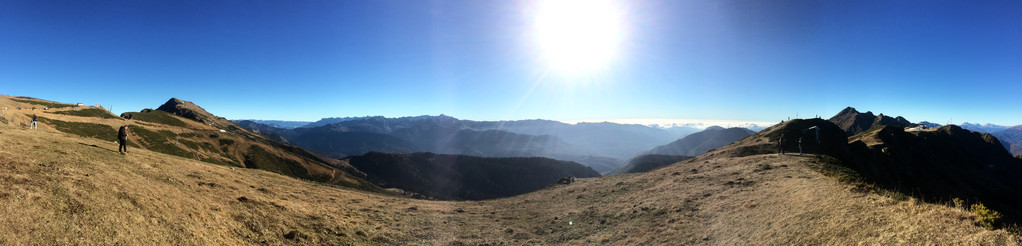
(533, 0, 624, 74)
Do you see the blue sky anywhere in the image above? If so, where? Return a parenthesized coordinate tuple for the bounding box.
(2, 0, 1020, 125)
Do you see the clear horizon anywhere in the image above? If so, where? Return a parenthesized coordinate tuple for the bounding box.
(2, 0, 1020, 125)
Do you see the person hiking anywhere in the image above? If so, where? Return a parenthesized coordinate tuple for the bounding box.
(118, 125, 130, 154)
(798, 137, 803, 156)
(31, 114, 38, 130)
(777, 133, 784, 156)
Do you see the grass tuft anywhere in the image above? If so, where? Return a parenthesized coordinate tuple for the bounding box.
(808, 155, 909, 201)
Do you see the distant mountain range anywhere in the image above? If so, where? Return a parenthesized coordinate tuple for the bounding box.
(237, 115, 702, 173)
(342, 152, 600, 200)
(643, 126, 755, 157)
(917, 121, 943, 128)
(234, 120, 312, 129)
(909, 122, 1022, 157)
(960, 122, 1010, 133)
(607, 154, 692, 175)
(605, 126, 753, 175)
(991, 126, 1022, 157)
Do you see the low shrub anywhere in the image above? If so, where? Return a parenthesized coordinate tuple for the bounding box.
(128, 125, 192, 158)
(39, 118, 116, 141)
(11, 98, 74, 109)
(52, 108, 119, 119)
(970, 203, 1002, 230)
(125, 111, 187, 127)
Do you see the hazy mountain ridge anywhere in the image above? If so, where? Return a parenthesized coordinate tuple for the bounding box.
(467, 120, 699, 159)
(235, 120, 291, 144)
(607, 154, 693, 175)
(232, 120, 312, 129)
(992, 125, 1022, 157)
(961, 122, 1010, 133)
(644, 126, 755, 157)
(917, 121, 943, 129)
(609, 126, 753, 175)
(342, 152, 600, 200)
(238, 115, 701, 173)
(305, 116, 700, 159)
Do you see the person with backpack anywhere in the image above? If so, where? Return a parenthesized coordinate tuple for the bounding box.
(798, 137, 803, 156)
(31, 114, 38, 130)
(777, 133, 784, 156)
(118, 125, 130, 154)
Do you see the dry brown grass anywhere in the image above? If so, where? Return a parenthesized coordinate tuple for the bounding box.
(0, 95, 366, 188)
(1, 96, 1018, 245)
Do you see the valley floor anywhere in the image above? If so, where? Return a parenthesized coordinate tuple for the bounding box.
(0, 126, 1017, 245)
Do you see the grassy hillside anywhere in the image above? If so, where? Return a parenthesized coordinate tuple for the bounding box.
(0, 95, 378, 192)
(849, 125, 1022, 226)
(1, 107, 1018, 244)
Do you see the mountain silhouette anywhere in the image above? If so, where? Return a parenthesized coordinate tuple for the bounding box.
(156, 98, 233, 127)
(712, 110, 1022, 226)
(828, 107, 914, 136)
(846, 124, 1022, 224)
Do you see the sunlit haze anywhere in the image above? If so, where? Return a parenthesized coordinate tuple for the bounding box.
(533, 0, 623, 74)
(2, 0, 1020, 125)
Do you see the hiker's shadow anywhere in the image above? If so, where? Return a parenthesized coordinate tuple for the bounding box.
(78, 142, 117, 153)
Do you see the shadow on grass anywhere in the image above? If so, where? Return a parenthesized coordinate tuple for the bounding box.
(78, 142, 117, 153)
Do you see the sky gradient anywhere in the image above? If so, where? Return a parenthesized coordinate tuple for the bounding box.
(2, 0, 1020, 125)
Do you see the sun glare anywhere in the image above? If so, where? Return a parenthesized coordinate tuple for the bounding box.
(533, 0, 624, 75)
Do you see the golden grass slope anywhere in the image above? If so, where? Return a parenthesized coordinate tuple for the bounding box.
(0, 103, 1018, 244)
(0, 95, 373, 190)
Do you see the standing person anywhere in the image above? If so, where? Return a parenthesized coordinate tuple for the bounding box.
(118, 125, 130, 154)
(777, 134, 784, 156)
(31, 114, 38, 130)
(798, 137, 803, 156)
